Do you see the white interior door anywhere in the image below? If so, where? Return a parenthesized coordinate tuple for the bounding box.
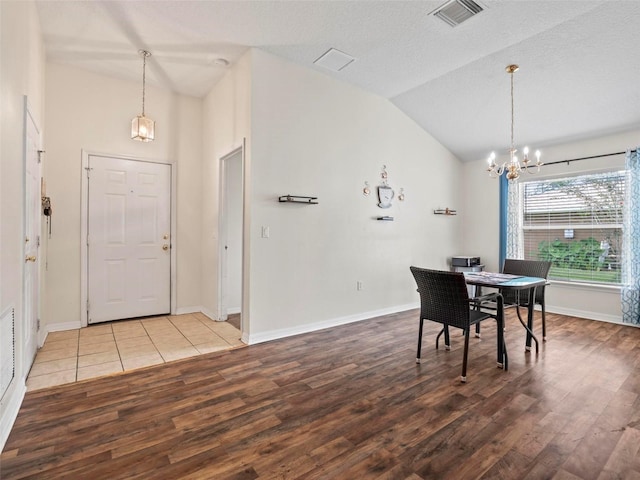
(23, 103, 41, 364)
(87, 156, 171, 324)
(219, 148, 243, 323)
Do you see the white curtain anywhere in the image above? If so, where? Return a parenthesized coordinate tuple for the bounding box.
(506, 181, 523, 260)
(621, 148, 640, 325)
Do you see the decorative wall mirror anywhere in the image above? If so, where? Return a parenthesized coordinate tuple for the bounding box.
(378, 185, 394, 208)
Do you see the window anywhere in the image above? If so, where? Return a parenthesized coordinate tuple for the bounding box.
(520, 171, 625, 285)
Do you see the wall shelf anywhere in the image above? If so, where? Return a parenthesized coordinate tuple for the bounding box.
(434, 208, 457, 216)
(278, 195, 318, 204)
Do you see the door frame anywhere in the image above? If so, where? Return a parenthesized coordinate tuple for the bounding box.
(80, 150, 177, 328)
(217, 143, 245, 330)
(22, 97, 42, 365)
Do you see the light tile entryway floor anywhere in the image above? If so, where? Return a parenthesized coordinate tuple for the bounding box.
(26, 313, 244, 391)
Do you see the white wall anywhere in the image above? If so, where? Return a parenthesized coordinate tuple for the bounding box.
(201, 50, 252, 329)
(462, 128, 640, 322)
(0, 0, 45, 451)
(43, 63, 203, 329)
(246, 50, 464, 343)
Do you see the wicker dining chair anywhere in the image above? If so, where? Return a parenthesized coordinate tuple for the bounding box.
(501, 259, 552, 340)
(410, 266, 507, 383)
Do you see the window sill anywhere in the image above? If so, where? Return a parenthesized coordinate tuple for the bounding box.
(549, 279, 621, 293)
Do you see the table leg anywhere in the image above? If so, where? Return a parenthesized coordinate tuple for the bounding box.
(525, 286, 539, 353)
(496, 294, 507, 369)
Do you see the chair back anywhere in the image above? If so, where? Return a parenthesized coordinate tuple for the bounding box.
(410, 267, 470, 329)
(502, 259, 551, 303)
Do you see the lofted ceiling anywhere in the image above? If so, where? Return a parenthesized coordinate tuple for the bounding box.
(35, 0, 640, 163)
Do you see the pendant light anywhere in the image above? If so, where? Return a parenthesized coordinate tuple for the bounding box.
(131, 50, 155, 142)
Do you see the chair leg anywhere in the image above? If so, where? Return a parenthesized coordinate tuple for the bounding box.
(444, 325, 451, 350)
(436, 326, 451, 350)
(500, 319, 509, 371)
(416, 319, 424, 363)
(461, 328, 470, 383)
(503, 336, 508, 371)
(435, 326, 444, 350)
(475, 323, 481, 338)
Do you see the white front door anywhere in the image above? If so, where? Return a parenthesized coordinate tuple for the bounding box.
(87, 155, 171, 324)
(23, 102, 41, 364)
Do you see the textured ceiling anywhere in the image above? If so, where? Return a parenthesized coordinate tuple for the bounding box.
(35, 0, 640, 163)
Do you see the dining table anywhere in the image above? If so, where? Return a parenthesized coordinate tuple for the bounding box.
(464, 271, 547, 353)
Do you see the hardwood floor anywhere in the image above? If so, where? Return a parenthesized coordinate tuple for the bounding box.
(2, 309, 640, 479)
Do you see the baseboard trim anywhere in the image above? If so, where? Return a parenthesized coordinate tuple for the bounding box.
(547, 306, 622, 325)
(47, 321, 82, 333)
(0, 381, 26, 452)
(245, 303, 418, 345)
(174, 306, 203, 315)
(200, 307, 218, 322)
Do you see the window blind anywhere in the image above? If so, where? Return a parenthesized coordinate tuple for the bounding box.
(521, 171, 625, 284)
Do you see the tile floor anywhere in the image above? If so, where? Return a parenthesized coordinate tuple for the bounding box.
(26, 312, 244, 391)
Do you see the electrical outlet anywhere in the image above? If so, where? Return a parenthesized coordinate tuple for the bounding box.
(357, 281, 363, 291)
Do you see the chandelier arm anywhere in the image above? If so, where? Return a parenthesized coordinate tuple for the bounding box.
(524, 163, 543, 175)
(496, 162, 506, 176)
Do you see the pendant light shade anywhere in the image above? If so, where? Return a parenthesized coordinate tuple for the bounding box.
(131, 115, 155, 142)
(131, 50, 155, 142)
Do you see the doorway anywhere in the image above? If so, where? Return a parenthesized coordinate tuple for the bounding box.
(83, 154, 172, 324)
(218, 147, 244, 330)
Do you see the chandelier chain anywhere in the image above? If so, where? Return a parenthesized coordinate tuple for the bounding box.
(510, 69, 514, 158)
(141, 51, 147, 116)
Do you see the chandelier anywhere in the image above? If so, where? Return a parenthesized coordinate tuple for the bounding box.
(131, 50, 155, 142)
(486, 64, 542, 180)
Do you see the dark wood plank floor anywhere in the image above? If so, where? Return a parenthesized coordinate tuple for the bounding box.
(2, 309, 640, 479)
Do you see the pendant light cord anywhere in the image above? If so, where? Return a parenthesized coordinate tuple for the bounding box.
(142, 53, 144, 116)
(139, 50, 150, 117)
(510, 70, 515, 160)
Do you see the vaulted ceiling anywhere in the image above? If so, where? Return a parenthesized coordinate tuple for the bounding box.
(35, 0, 640, 162)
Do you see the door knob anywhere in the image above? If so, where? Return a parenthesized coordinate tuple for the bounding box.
(25, 255, 37, 262)
(162, 244, 169, 251)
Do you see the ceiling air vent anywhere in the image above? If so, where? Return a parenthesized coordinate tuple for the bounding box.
(433, 0, 484, 27)
(313, 48, 356, 72)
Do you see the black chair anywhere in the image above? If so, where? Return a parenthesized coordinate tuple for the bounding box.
(410, 266, 507, 383)
(501, 259, 552, 340)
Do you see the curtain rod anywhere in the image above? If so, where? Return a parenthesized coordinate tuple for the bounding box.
(543, 151, 626, 167)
